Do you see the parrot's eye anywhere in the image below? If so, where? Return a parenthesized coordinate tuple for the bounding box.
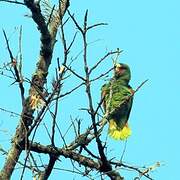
(115, 66, 125, 74)
(116, 66, 125, 70)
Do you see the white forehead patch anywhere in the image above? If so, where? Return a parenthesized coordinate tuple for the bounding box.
(115, 63, 121, 68)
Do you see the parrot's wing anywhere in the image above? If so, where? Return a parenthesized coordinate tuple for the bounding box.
(101, 83, 110, 111)
(108, 84, 133, 126)
(117, 85, 134, 122)
(125, 85, 134, 121)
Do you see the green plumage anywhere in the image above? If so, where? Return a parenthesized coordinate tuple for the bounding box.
(101, 63, 133, 140)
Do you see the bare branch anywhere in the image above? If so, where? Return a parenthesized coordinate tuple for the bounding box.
(67, 32, 78, 53)
(110, 161, 154, 180)
(87, 22, 108, 31)
(63, 64, 86, 81)
(38, 154, 58, 180)
(29, 142, 123, 179)
(89, 50, 123, 74)
(0, 0, 25, 5)
(47, 5, 56, 27)
(90, 67, 113, 82)
(134, 79, 149, 93)
(73, 10, 123, 180)
(67, 10, 83, 33)
(3, 30, 25, 104)
(29, 142, 101, 170)
(59, 82, 84, 98)
(0, 1, 69, 178)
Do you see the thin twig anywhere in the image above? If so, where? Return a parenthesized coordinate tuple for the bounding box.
(43, 123, 52, 140)
(67, 10, 83, 33)
(63, 64, 86, 81)
(87, 23, 108, 31)
(18, 26, 24, 86)
(90, 67, 113, 82)
(111, 161, 154, 180)
(59, 82, 84, 98)
(120, 140, 127, 162)
(67, 32, 78, 53)
(3, 30, 25, 104)
(134, 79, 149, 93)
(47, 5, 55, 27)
(89, 50, 122, 74)
(0, 0, 25, 5)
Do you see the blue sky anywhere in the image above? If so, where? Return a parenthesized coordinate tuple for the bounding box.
(0, 0, 180, 179)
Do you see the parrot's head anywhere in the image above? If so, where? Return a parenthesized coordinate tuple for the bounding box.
(114, 63, 131, 83)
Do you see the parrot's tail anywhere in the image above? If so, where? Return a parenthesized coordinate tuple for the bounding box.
(108, 120, 131, 140)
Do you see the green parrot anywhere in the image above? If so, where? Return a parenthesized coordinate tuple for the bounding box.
(101, 63, 134, 140)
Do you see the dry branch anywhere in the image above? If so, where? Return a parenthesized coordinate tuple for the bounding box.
(0, 0, 69, 179)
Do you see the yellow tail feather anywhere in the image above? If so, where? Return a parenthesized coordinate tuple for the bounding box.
(108, 120, 131, 140)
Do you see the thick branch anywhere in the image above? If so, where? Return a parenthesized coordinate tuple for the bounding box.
(38, 154, 58, 180)
(27, 142, 123, 180)
(0, 1, 69, 179)
(0, 144, 22, 180)
(29, 142, 100, 170)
